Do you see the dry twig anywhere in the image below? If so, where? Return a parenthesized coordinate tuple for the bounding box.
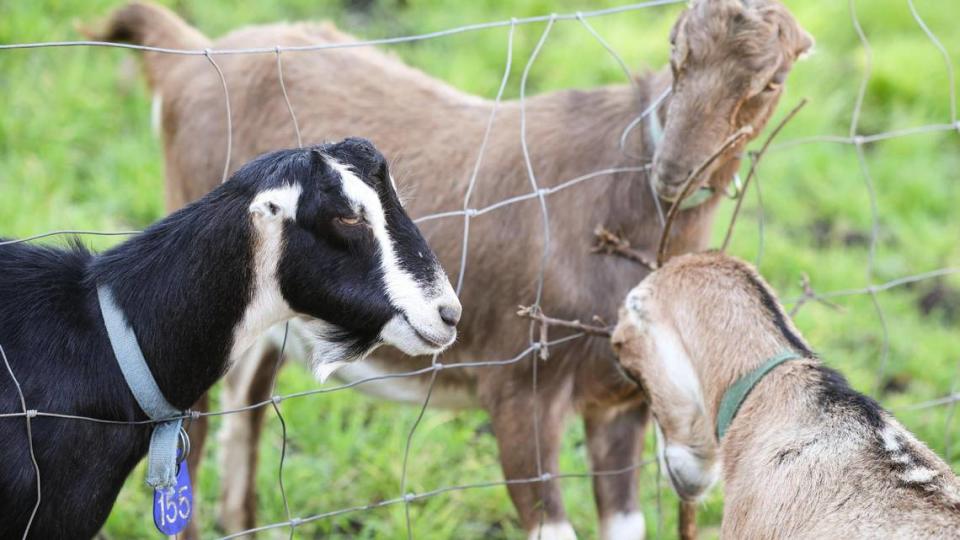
(516, 305, 612, 338)
(656, 125, 754, 266)
(592, 226, 657, 270)
(721, 99, 809, 252)
(788, 273, 845, 317)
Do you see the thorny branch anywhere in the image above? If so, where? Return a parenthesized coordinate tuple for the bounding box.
(721, 99, 809, 252)
(517, 306, 612, 337)
(592, 226, 657, 270)
(656, 125, 754, 267)
(788, 273, 845, 317)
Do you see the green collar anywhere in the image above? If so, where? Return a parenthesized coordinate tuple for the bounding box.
(715, 351, 803, 440)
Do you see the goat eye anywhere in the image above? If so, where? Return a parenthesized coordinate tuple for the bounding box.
(337, 214, 364, 226)
(764, 72, 787, 93)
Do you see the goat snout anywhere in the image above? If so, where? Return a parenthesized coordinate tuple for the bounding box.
(652, 160, 692, 202)
(439, 303, 461, 327)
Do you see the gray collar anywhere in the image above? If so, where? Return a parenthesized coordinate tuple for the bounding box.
(98, 285, 184, 489)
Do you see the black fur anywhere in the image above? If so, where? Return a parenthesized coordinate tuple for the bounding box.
(327, 138, 439, 288)
(740, 267, 815, 358)
(811, 364, 885, 430)
(0, 138, 434, 539)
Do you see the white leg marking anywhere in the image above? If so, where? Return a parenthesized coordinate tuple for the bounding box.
(528, 521, 578, 540)
(601, 512, 646, 540)
(218, 339, 272, 532)
(151, 92, 162, 135)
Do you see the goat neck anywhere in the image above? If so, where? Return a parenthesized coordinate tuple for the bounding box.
(87, 184, 268, 411)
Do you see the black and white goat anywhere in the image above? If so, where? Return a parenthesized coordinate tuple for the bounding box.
(0, 137, 460, 539)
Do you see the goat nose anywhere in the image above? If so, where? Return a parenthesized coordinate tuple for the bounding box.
(438, 304, 461, 327)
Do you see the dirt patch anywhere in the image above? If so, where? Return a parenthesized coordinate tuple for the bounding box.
(918, 279, 960, 325)
(881, 372, 912, 396)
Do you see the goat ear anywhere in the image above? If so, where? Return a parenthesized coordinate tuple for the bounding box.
(765, 3, 815, 60)
(794, 27, 815, 60)
(309, 148, 333, 174)
(249, 185, 302, 221)
(668, 8, 691, 63)
(249, 199, 281, 219)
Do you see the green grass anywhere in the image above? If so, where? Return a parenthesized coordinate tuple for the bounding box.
(2, 0, 959, 538)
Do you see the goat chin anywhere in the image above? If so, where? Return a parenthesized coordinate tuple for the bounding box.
(662, 444, 718, 502)
(304, 313, 455, 384)
(379, 314, 455, 356)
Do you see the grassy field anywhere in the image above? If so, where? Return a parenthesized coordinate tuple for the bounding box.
(2, 0, 959, 538)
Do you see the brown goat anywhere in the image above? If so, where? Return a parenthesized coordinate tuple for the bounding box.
(96, 1, 811, 538)
(612, 252, 960, 538)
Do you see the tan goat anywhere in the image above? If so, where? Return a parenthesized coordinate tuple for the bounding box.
(95, 1, 811, 538)
(612, 252, 960, 538)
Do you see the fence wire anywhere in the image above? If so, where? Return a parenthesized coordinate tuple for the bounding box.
(2, 0, 959, 539)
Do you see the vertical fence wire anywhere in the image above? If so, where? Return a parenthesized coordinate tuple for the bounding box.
(0, 343, 40, 539)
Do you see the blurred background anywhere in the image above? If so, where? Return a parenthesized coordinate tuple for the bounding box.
(1, 0, 958, 538)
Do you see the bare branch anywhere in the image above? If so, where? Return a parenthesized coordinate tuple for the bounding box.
(788, 273, 846, 317)
(721, 99, 809, 252)
(592, 226, 657, 270)
(516, 305, 613, 338)
(656, 125, 754, 267)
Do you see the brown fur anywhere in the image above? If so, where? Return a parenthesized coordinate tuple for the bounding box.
(613, 253, 960, 538)
(93, 1, 810, 537)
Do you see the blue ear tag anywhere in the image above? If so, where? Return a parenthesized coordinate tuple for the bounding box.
(153, 450, 193, 535)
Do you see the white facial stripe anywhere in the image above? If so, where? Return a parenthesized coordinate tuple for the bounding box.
(319, 155, 459, 360)
(650, 321, 702, 404)
(231, 184, 303, 363)
(327, 158, 432, 308)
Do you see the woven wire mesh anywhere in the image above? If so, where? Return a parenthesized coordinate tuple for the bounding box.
(1, 1, 959, 538)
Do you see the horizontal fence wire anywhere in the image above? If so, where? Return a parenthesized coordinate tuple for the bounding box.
(2, 0, 959, 538)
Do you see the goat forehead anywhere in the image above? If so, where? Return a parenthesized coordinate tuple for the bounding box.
(327, 157, 439, 298)
(332, 160, 440, 288)
(325, 157, 383, 213)
(682, 6, 780, 65)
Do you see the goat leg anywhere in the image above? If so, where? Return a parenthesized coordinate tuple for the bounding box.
(679, 500, 698, 540)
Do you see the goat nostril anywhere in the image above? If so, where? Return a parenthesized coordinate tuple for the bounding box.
(438, 305, 461, 327)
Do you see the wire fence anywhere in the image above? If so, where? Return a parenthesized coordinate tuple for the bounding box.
(2, 0, 959, 538)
